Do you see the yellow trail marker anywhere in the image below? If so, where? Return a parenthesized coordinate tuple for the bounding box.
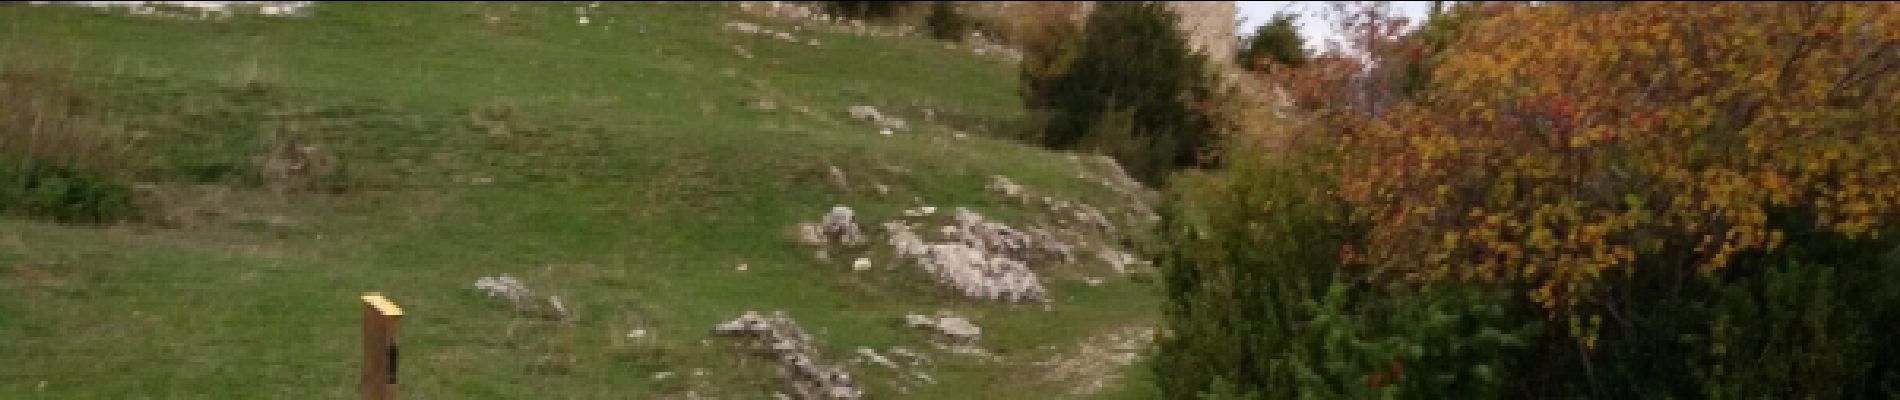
(361, 293, 403, 400)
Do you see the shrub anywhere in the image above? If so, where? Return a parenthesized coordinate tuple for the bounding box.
(1028, 1, 1217, 186)
(1150, 133, 1348, 399)
(0, 61, 139, 223)
(823, 1, 916, 21)
(1153, 131, 1540, 399)
(0, 161, 135, 223)
(1013, 2, 1084, 112)
(1237, 13, 1305, 72)
(923, 1, 970, 41)
(1695, 259, 1880, 399)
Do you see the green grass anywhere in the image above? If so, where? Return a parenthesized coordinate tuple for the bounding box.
(0, 2, 1159, 398)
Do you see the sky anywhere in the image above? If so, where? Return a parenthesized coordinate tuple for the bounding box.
(1236, 1, 1436, 53)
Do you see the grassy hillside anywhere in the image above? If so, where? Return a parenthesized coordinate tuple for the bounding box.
(0, 2, 1160, 399)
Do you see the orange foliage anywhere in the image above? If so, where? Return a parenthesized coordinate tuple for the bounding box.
(1337, 2, 1900, 337)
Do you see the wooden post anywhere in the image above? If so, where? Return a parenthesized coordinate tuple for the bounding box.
(361, 293, 403, 400)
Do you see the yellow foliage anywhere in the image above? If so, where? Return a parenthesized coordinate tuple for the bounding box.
(1338, 2, 1900, 331)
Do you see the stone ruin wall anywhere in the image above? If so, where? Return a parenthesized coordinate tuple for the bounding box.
(1158, 1, 1239, 67)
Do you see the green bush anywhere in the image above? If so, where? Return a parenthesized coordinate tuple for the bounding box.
(924, 1, 970, 41)
(1696, 259, 1878, 399)
(1549, 211, 1900, 399)
(1236, 13, 1304, 71)
(1151, 134, 1348, 399)
(823, 1, 916, 21)
(1014, 3, 1085, 112)
(0, 160, 136, 223)
(1152, 134, 1539, 400)
(1368, 283, 1538, 399)
(1027, 1, 1216, 186)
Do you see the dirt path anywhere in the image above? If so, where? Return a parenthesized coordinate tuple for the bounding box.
(1034, 325, 1157, 396)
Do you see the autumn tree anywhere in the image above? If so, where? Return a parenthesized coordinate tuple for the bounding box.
(1158, 1, 1900, 398)
(1340, 0, 1900, 345)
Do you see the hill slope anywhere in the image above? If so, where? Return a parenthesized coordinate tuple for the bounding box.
(0, 2, 1160, 398)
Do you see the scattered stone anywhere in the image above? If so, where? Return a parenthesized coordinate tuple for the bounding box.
(903, 312, 983, 352)
(1098, 248, 1146, 274)
(876, 116, 908, 132)
(746, 97, 778, 110)
(712, 311, 864, 399)
(878, 164, 913, 176)
(1024, 227, 1077, 264)
(548, 295, 573, 322)
(888, 346, 929, 366)
(848, 105, 909, 133)
(791, 205, 868, 260)
(1072, 204, 1116, 233)
(1078, 155, 1160, 224)
(886, 224, 929, 258)
(653, 371, 675, 380)
(819, 206, 866, 246)
(904, 313, 935, 329)
(987, 175, 1027, 202)
(934, 314, 982, 347)
(882, 208, 1058, 302)
(873, 184, 891, 196)
(848, 105, 882, 121)
(827, 165, 850, 189)
(795, 223, 827, 245)
(473, 275, 532, 303)
(856, 347, 900, 370)
(1084, 277, 1105, 286)
(916, 242, 1047, 302)
(33, 1, 316, 19)
(725, 21, 762, 34)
